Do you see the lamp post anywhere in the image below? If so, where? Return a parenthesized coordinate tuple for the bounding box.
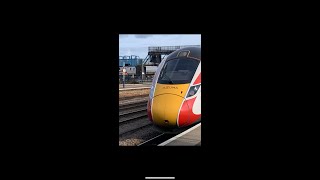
(142, 72, 145, 84)
(141, 63, 144, 83)
(122, 62, 126, 88)
(122, 68, 126, 88)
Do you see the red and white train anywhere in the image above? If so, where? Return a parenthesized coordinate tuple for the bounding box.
(147, 47, 201, 131)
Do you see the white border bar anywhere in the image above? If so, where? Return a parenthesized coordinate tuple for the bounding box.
(158, 123, 201, 146)
(145, 177, 175, 179)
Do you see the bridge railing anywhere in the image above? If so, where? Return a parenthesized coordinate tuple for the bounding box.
(148, 45, 200, 53)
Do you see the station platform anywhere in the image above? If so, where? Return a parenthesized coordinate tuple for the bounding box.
(158, 123, 201, 146)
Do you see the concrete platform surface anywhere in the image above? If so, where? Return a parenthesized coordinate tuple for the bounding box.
(158, 123, 201, 146)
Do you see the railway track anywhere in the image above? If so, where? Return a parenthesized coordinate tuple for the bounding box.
(119, 100, 147, 113)
(118, 98, 181, 146)
(119, 99, 164, 146)
(119, 94, 149, 101)
(119, 101, 148, 124)
(119, 96, 148, 106)
(119, 100, 150, 135)
(137, 133, 176, 146)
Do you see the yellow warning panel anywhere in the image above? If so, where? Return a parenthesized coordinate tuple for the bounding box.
(152, 94, 184, 127)
(154, 83, 190, 98)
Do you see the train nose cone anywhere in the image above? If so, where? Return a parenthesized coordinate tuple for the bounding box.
(151, 94, 184, 127)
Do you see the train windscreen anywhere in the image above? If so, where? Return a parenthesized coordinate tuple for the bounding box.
(157, 58, 200, 84)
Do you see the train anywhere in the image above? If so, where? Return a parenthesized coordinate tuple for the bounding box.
(147, 47, 201, 132)
(119, 66, 136, 76)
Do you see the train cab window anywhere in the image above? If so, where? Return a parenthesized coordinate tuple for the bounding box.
(178, 51, 189, 57)
(158, 58, 199, 84)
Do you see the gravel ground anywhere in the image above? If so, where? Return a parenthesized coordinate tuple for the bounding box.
(119, 124, 162, 146)
(119, 116, 150, 134)
(119, 97, 148, 106)
(119, 89, 150, 100)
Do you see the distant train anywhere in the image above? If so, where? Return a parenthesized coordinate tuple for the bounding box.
(147, 47, 201, 132)
(119, 66, 136, 76)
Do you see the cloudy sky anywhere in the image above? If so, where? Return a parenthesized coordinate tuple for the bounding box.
(119, 34, 201, 59)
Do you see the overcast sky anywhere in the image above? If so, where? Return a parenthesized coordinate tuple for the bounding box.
(119, 34, 201, 59)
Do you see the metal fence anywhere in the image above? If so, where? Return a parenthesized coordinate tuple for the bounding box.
(148, 45, 201, 53)
(119, 75, 153, 84)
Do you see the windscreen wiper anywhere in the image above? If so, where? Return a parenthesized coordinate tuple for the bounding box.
(164, 73, 174, 84)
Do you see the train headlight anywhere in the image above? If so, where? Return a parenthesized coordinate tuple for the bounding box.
(187, 85, 201, 98)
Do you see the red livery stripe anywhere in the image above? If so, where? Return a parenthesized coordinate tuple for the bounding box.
(178, 100, 189, 127)
(193, 73, 201, 85)
(147, 98, 153, 122)
(186, 97, 201, 126)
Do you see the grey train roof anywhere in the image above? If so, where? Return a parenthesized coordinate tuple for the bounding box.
(166, 47, 201, 61)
